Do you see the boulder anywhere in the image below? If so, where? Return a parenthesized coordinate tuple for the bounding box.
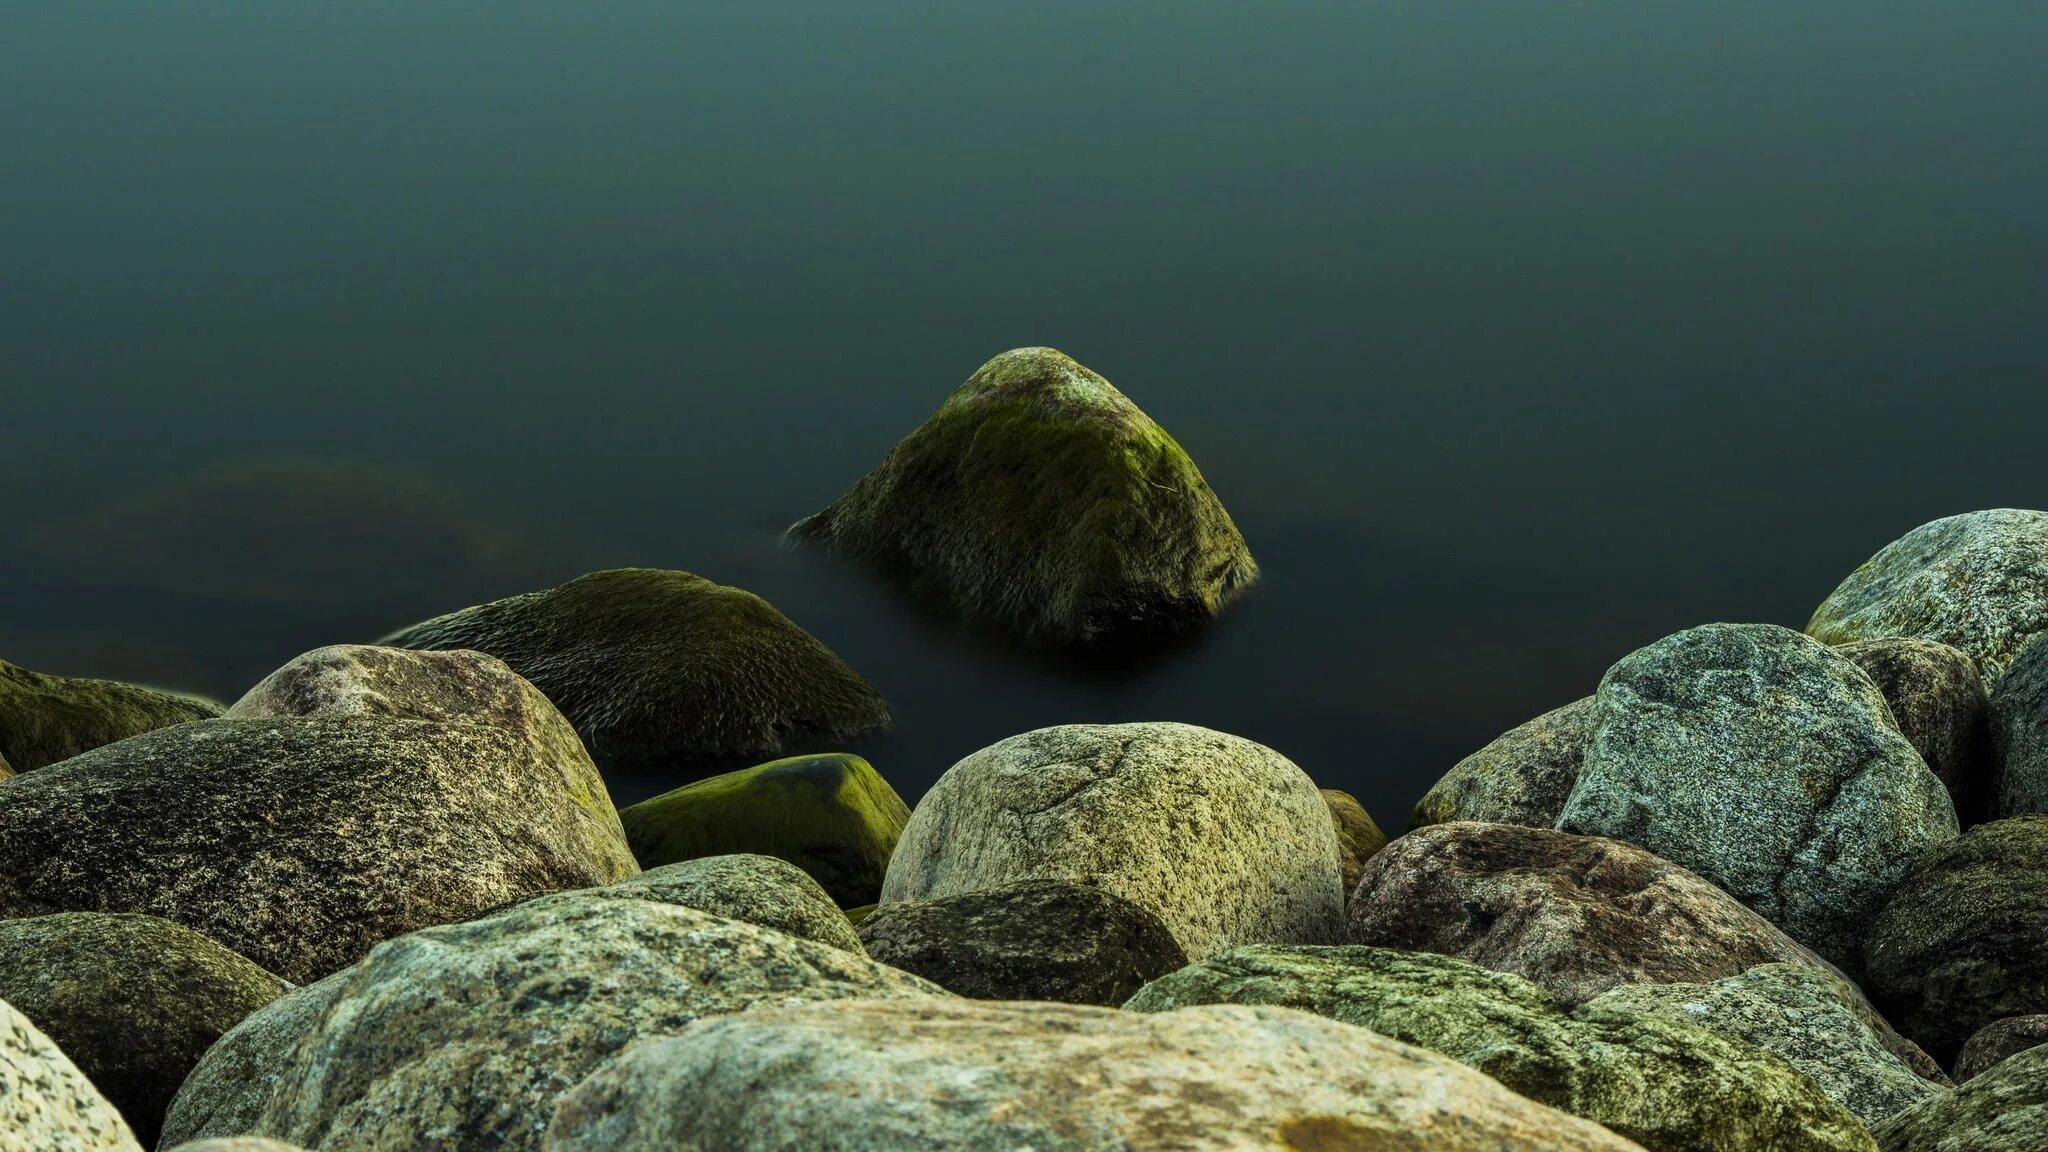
(1412, 696, 1595, 829)
(1126, 946, 1873, 1152)
(1837, 637, 1993, 824)
(1348, 822, 1835, 1005)
(1865, 816, 2048, 1062)
(883, 722, 1344, 960)
(1991, 633, 2048, 818)
(620, 753, 907, 907)
(1557, 623, 1958, 972)
(1319, 787, 1387, 892)
(163, 1141, 313, 1152)
(542, 999, 1649, 1152)
(380, 568, 890, 779)
(857, 879, 1187, 1005)
(0, 715, 637, 984)
(0, 996, 142, 1152)
(787, 347, 1258, 648)
(1956, 1016, 2048, 1083)
(159, 974, 347, 1149)
(1585, 963, 1949, 1126)
(0, 913, 287, 1146)
(247, 893, 944, 1152)
(1808, 509, 2048, 685)
(0, 657, 218, 773)
(600, 855, 865, 953)
(1872, 1043, 2048, 1152)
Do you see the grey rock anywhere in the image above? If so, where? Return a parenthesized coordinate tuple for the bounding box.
(1872, 1042, 2048, 1152)
(602, 854, 865, 953)
(1557, 622, 1958, 972)
(0, 657, 218, 774)
(881, 722, 1344, 960)
(0, 996, 142, 1152)
(1838, 637, 1993, 824)
(159, 975, 347, 1149)
(1956, 1016, 2048, 1083)
(1991, 633, 2048, 818)
(1412, 696, 1595, 829)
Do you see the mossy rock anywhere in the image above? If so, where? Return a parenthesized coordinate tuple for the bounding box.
(788, 347, 1257, 648)
(380, 568, 890, 779)
(1956, 1015, 2048, 1083)
(0, 657, 219, 773)
(1872, 1042, 2048, 1152)
(160, 974, 347, 1149)
(1319, 788, 1388, 893)
(603, 854, 866, 953)
(1412, 696, 1594, 830)
(621, 753, 909, 907)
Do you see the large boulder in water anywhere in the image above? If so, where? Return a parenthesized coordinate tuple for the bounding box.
(1871, 1042, 2048, 1152)
(0, 657, 219, 773)
(1412, 696, 1594, 829)
(543, 999, 1650, 1152)
(1125, 945, 1874, 1152)
(1808, 508, 2048, 685)
(1836, 636, 1993, 824)
(882, 722, 1345, 961)
(620, 753, 908, 907)
(0, 996, 142, 1152)
(0, 714, 637, 984)
(380, 568, 890, 779)
(1557, 622, 1958, 972)
(787, 347, 1258, 648)
(0, 913, 287, 1147)
(1990, 633, 2048, 817)
(160, 974, 347, 1149)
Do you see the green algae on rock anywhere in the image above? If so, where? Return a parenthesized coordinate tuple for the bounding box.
(1836, 636, 1993, 825)
(0, 657, 219, 773)
(380, 568, 890, 778)
(1872, 1042, 2048, 1152)
(1411, 695, 1594, 830)
(0, 996, 143, 1152)
(1126, 945, 1875, 1152)
(787, 347, 1257, 648)
(1320, 787, 1388, 893)
(621, 753, 908, 907)
(0, 913, 288, 1147)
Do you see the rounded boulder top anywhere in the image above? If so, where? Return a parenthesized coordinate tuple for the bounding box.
(787, 347, 1258, 648)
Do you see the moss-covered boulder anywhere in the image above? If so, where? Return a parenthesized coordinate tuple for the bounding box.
(1957, 1016, 2048, 1083)
(0, 996, 142, 1152)
(160, 974, 347, 1150)
(0, 715, 637, 984)
(1872, 1042, 2048, 1151)
(380, 568, 890, 779)
(1836, 637, 1993, 825)
(1319, 787, 1387, 893)
(601, 854, 865, 953)
(0, 913, 287, 1147)
(1412, 696, 1594, 829)
(1991, 633, 2048, 818)
(621, 753, 907, 907)
(857, 879, 1187, 1005)
(788, 347, 1257, 648)
(1126, 946, 1873, 1152)
(0, 657, 219, 773)
(1349, 823, 1835, 1005)
(544, 999, 1649, 1152)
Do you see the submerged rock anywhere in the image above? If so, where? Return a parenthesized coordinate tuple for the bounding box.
(1808, 508, 2048, 685)
(1557, 623, 1957, 972)
(0, 657, 219, 773)
(543, 999, 1649, 1152)
(882, 722, 1344, 960)
(1836, 637, 1993, 825)
(1872, 1043, 2048, 1152)
(620, 753, 908, 907)
(1411, 696, 1594, 829)
(380, 568, 890, 778)
(1991, 633, 2048, 817)
(788, 347, 1257, 647)
(160, 974, 347, 1149)
(600, 855, 866, 953)
(1956, 1016, 2048, 1083)
(858, 879, 1187, 1005)
(0, 996, 142, 1152)
(1319, 787, 1388, 892)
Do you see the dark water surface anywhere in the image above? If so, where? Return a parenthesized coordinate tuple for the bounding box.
(4, 3, 2045, 824)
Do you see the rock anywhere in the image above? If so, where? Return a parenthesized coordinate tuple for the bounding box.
(162, 1141, 313, 1152)
(1412, 696, 1595, 829)
(0, 657, 219, 773)
(1808, 509, 2048, 685)
(857, 879, 1187, 1005)
(1872, 1043, 2048, 1152)
(601, 855, 865, 953)
(1319, 788, 1387, 892)
(1348, 822, 1837, 1006)
(1557, 622, 1958, 972)
(245, 893, 944, 1152)
(0, 996, 142, 1152)
(160, 975, 347, 1149)
(1126, 946, 1873, 1152)
(1865, 815, 2048, 1062)
(1836, 637, 1993, 824)
(1956, 1016, 2048, 1082)
(1585, 962, 1949, 1126)
(842, 903, 876, 924)
(787, 347, 1258, 648)
(0, 913, 287, 1146)
(543, 999, 1649, 1152)
(883, 722, 1344, 961)
(620, 753, 908, 907)
(1991, 633, 2048, 818)
(0, 715, 637, 984)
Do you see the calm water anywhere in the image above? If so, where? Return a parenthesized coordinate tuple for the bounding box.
(4, 3, 2045, 825)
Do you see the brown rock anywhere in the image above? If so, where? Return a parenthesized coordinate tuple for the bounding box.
(1835, 637, 1992, 825)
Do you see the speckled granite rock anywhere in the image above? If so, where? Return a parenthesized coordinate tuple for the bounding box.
(1348, 822, 1835, 1006)
(858, 879, 1186, 1005)
(0, 996, 142, 1152)
(787, 347, 1258, 648)
(0, 657, 218, 773)
(1586, 962, 1949, 1126)
(159, 974, 347, 1149)
(1991, 634, 2048, 818)
(882, 723, 1344, 960)
(0, 913, 287, 1146)
(1412, 696, 1594, 829)
(1557, 623, 1958, 973)
(600, 855, 865, 953)
(1126, 946, 1874, 1152)
(1809, 509, 2048, 685)
(1956, 1016, 2048, 1083)
(0, 715, 637, 984)
(1873, 1042, 2048, 1152)
(1837, 636, 1992, 824)
(1320, 788, 1388, 892)
(543, 999, 1650, 1152)
(381, 568, 890, 779)
(162, 1140, 312, 1152)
